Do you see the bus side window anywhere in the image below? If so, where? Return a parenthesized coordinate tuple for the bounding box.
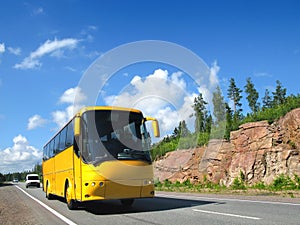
(59, 127, 67, 151)
(54, 134, 60, 154)
(43, 145, 48, 160)
(49, 139, 54, 158)
(66, 121, 74, 148)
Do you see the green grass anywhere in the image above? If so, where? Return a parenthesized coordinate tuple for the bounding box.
(155, 174, 300, 197)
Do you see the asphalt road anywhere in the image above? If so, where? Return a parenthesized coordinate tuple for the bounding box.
(11, 183, 300, 225)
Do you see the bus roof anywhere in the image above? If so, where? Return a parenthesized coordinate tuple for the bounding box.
(76, 106, 142, 116)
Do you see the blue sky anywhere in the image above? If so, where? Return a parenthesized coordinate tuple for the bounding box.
(0, 0, 299, 173)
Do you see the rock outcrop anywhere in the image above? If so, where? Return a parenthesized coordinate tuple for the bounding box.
(154, 108, 300, 185)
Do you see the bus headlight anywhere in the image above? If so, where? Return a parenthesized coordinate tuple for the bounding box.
(91, 182, 95, 187)
(144, 179, 154, 185)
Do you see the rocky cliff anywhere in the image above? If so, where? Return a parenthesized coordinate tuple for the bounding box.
(154, 108, 300, 185)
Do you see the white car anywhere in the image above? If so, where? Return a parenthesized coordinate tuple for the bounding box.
(12, 178, 19, 183)
(25, 174, 41, 188)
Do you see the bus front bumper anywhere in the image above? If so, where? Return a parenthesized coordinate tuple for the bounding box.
(81, 179, 155, 201)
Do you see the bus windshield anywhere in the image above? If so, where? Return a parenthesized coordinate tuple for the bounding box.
(81, 110, 151, 165)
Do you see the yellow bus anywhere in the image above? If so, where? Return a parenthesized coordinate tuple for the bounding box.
(42, 106, 160, 210)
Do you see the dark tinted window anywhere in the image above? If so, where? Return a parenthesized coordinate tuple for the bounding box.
(54, 134, 60, 154)
(27, 176, 39, 180)
(49, 140, 54, 157)
(59, 127, 67, 151)
(43, 145, 48, 159)
(66, 121, 74, 147)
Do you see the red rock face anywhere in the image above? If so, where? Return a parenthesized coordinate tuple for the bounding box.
(154, 108, 300, 186)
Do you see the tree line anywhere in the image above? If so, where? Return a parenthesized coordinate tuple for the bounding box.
(151, 78, 300, 159)
(0, 163, 42, 183)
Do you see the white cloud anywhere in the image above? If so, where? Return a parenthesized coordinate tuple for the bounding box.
(52, 87, 86, 128)
(155, 107, 180, 132)
(52, 104, 83, 128)
(52, 110, 69, 128)
(59, 87, 86, 105)
(14, 38, 80, 70)
(105, 69, 187, 115)
(80, 25, 97, 43)
(103, 65, 221, 138)
(85, 50, 101, 59)
(0, 43, 5, 54)
(8, 47, 21, 55)
(65, 66, 77, 72)
(197, 61, 221, 107)
(0, 135, 42, 173)
(50, 49, 65, 58)
(209, 61, 220, 87)
(27, 114, 47, 130)
(88, 25, 98, 31)
(104, 69, 198, 137)
(33, 7, 44, 15)
(254, 72, 272, 77)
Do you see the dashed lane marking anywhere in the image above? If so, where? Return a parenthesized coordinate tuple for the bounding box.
(192, 209, 261, 220)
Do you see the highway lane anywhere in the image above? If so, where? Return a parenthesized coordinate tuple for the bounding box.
(14, 183, 300, 225)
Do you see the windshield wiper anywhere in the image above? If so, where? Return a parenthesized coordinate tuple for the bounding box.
(117, 148, 151, 162)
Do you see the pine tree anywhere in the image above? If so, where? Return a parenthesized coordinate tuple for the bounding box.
(173, 127, 180, 137)
(272, 80, 287, 106)
(244, 77, 260, 113)
(227, 78, 243, 131)
(205, 114, 213, 133)
(227, 78, 243, 114)
(0, 173, 5, 182)
(212, 85, 226, 125)
(180, 120, 190, 137)
(193, 93, 209, 133)
(224, 103, 233, 140)
(262, 89, 272, 109)
(173, 120, 190, 138)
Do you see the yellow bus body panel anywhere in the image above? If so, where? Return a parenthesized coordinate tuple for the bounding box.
(81, 160, 154, 201)
(53, 147, 74, 197)
(43, 147, 74, 198)
(42, 157, 55, 194)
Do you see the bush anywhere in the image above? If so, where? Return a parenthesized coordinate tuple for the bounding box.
(163, 179, 172, 188)
(271, 174, 297, 190)
(155, 180, 163, 188)
(238, 95, 300, 129)
(151, 132, 210, 160)
(294, 174, 300, 190)
(251, 181, 266, 190)
(231, 177, 246, 190)
(197, 132, 210, 146)
(182, 179, 193, 188)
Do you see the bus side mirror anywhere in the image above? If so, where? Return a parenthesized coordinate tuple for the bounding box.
(152, 120, 160, 137)
(146, 117, 160, 138)
(74, 116, 80, 137)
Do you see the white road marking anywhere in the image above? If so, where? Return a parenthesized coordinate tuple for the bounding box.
(15, 186, 77, 225)
(156, 193, 300, 206)
(192, 209, 261, 220)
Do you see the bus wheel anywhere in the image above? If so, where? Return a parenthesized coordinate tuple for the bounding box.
(121, 199, 134, 207)
(46, 182, 54, 200)
(65, 182, 78, 210)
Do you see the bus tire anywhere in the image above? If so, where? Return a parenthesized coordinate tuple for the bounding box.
(65, 182, 78, 210)
(121, 199, 134, 207)
(46, 182, 54, 200)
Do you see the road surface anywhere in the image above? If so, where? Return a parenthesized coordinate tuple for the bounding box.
(1, 182, 300, 225)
